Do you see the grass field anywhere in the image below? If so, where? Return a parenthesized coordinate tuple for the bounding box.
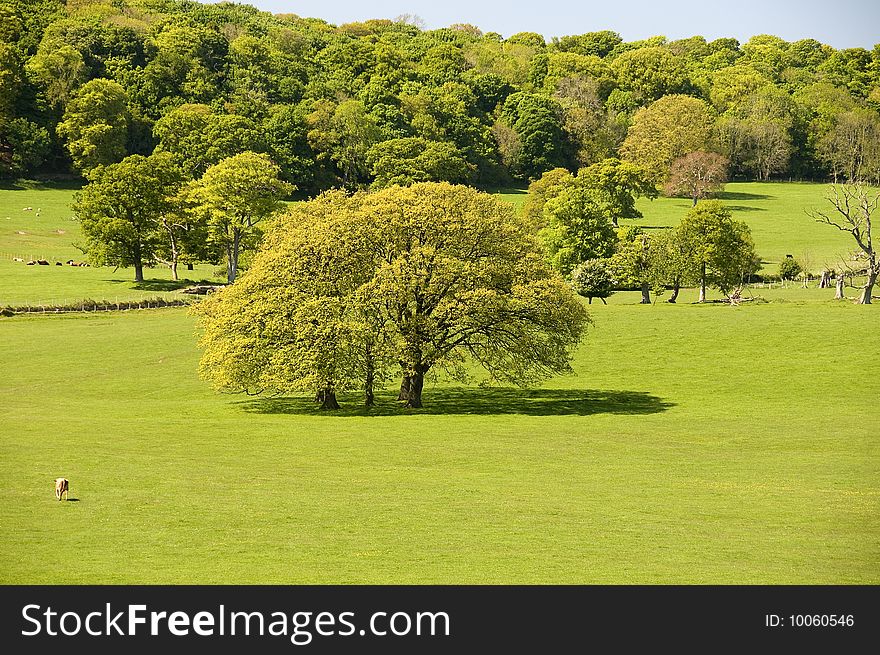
(632, 182, 854, 269)
(0, 180, 221, 305)
(1, 180, 856, 305)
(1, 179, 877, 584)
(0, 297, 877, 583)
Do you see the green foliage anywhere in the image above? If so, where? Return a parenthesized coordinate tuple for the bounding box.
(609, 225, 652, 288)
(1, 0, 877, 188)
(501, 92, 570, 180)
(56, 78, 130, 172)
(540, 184, 617, 275)
(611, 46, 692, 105)
(0, 118, 51, 177)
(367, 137, 473, 188)
(569, 258, 614, 302)
(521, 167, 573, 228)
(197, 183, 590, 408)
(621, 95, 716, 184)
(187, 152, 292, 284)
(73, 152, 183, 280)
(153, 104, 264, 179)
(778, 257, 802, 280)
(578, 158, 658, 226)
(676, 200, 760, 294)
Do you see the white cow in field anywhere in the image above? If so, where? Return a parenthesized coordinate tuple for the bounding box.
(54, 478, 69, 501)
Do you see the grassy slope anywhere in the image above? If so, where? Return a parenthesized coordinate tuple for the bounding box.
(0, 180, 856, 304)
(631, 182, 854, 270)
(0, 181, 220, 305)
(1, 298, 877, 584)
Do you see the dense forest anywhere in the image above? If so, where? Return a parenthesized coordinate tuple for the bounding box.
(1, 0, 879, 190)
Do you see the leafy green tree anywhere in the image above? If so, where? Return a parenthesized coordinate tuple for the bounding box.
(570, 259, 614, 304)
(500, 92, 570, 180)
(307, 98, 382, 188)
(25, 44, 86, 109)
(521, 167, 574, 229)
(611, 46, 691, 105)
(74, 153, 182, 282)
(197, 183, 589, 410)
(263, 103, 315, 188)
(676, 200, 759, 301)
(188, 152, 292, 284)
(539, 184, 617, 275)
(0, 118, 51, 177)
(553, 31, 622, 58)
(818, 108, 880, 183)
(153, 104, 264, 179)
(57, 78, 130, 172)
(359, 183, 590, 408)
(610, 226, 654, 303)
(195, 191, 385, 409)
(578, 157, 658, 226)
(621, 95, 716, 184)
(647, 228, 697, 303)
(367, 137, 473, 187)
(778, 256, 802, 281)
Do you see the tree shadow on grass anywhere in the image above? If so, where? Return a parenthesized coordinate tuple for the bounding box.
(108, 278, 216, 292)
(718, 191, 774, 201)
(725, 204, 766, 212)
(237, 387, 674, 417)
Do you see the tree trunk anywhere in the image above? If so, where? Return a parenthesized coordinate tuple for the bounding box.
(397, 375, 411, 401)
(698, 263, 707, 302)
(600, 297, 606, 305)
(835, 273, 845, 300)
(133, 239, 144, 283)
(588, 297, 592, 304)
(187, 263, 194, 271)
(859, 271, 877, 304)
(320, 389, 340, 410)
(404, 370, 425, 408)
(315, 389, 325, 403)
(364, 348, 375, 407)
(640, 280, 651, 304)
(167, 227, 179, 281)
(227, 231, 241, 284)
(668, 280, 680, 303)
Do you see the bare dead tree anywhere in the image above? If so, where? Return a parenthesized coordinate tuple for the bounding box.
(809, 184, 879, 304)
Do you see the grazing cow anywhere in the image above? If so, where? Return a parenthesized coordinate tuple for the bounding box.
(12, 257, 23, 262)
(26, 260, 35, 265)
(37, 259, 49, 265)
(54, 478, 69, 501)
(55, 261, 62, 266)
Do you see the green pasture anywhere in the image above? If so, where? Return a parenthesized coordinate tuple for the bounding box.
(0, 180, 859, 305)
(631, 182, 854, 269)
(0, 179, 877, 584)
(0, 180, 221, 305)
(0, 296, 877, 584)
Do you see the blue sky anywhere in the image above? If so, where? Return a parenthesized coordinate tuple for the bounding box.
(202, 0, 879, 49)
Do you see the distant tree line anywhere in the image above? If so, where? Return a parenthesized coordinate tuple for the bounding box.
(1, 0, 879, 189)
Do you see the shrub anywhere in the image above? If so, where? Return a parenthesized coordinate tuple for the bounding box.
(570, 259, 614, 304)
(778, 257, 802, 281)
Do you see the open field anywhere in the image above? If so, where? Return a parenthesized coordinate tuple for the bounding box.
(1, 179, 877, 584)
(0, 180, 857, 305)
(0, 295, 877, 584)
(0, 181, 222, 305)
(631, 182, 855, 269)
